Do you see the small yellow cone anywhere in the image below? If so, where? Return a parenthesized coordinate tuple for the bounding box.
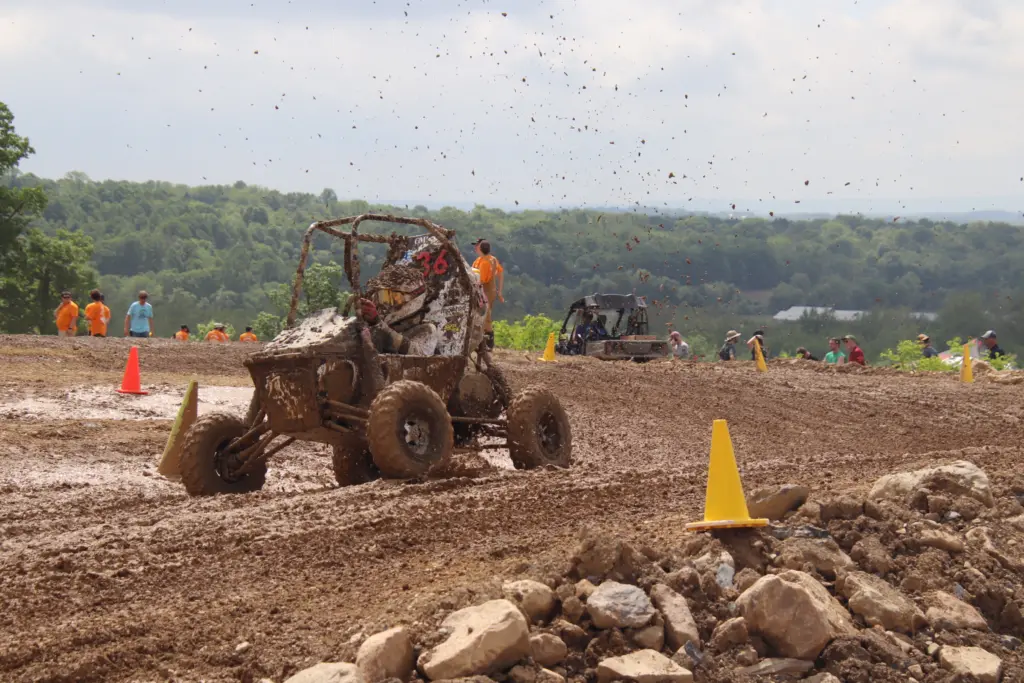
(754, 338, 767, 372)
(538, 332, 557, 362)
(686, 420, 768, 531)
(157, 379, 198, 480)
(960, 343, 973, 383)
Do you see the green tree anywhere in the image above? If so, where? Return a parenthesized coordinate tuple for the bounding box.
(0, 228, 98, 333)
(0, 102, 47, 251)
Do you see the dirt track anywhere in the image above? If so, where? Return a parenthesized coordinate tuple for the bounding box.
(1, 336, 1023, 682)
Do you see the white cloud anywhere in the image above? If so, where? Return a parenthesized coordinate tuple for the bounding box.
(0, 0, 1021, 212)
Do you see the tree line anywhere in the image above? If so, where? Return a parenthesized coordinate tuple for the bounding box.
(2, 100, 1023, 356)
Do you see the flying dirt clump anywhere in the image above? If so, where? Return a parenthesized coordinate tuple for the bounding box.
(280, 461, 1023, 683)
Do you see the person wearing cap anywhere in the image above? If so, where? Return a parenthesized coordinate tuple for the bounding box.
(669, 330, 690, 359)
(54, 291, 80, 336)
(175, 325, 190, 341)
(980, 330, 1005, 359)
(239, 326, 258, 342)
(795, 347, 819, 361)
(746, 329, 769, 361)
(718, 330, 741, 361)
(842, 334, 865, 366)
(823, 337, 846, 365)
(124, 290, 153, 338)
(471, 239, 504, 350)
(205, 323, 230, 342)
(918, 334, 938, 358)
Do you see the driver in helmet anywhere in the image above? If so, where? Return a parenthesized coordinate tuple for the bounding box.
(356, 263, 440, 356)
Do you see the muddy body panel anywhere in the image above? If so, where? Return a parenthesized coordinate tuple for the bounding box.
(585, 339, 670, 361)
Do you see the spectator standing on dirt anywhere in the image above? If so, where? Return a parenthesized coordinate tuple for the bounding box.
(719, 330, 741, 361)
(795, 347, 819, 361)
(842, 335, 866, 366)
(84, 289, 109, 337)
(175, 325, 190, 341)
(54, 291, 79, 336)
(669, 331, 690, 359)
(918, 334, 938, 358)
(205, 324, 230, 342)
(824, 337, 846, 365)
(239, 327, 258, 342)
(746, 329, 768, 360)
(980, 330, 1005, 359)
(471, 239, 504, 350)
(124, 291, 154, 338)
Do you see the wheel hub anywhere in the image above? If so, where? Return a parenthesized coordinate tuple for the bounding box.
(403, 416, 432, 456)
(538, 411, 561, 455)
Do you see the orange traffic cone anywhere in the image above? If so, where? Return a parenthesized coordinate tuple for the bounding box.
(686, 420, 768, 531)
(116, 346, 149, 395)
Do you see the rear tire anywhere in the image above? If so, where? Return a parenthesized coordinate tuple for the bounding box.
(180, 413, 267, 496)
(507, 388, 572, 469)
(332, 434, 379, 487)
(366, 380, 454, 479)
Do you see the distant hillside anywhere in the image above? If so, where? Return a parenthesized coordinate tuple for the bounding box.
(9, 171, 1024, 353)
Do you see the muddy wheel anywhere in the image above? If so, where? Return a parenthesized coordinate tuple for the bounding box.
(332, 434, 379, 487)
(507, 388, 572, 469)
(366, 380, 454, 479)
(180, 413, 267, 496)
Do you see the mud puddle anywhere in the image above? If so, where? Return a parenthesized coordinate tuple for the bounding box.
(0, 384, 253, 421)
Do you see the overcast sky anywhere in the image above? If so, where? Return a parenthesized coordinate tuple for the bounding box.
(1, 0, 1021, 213)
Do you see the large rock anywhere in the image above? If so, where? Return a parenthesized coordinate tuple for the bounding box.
(778, 538, 855, 578)
(836, 571, 926, 633)
(850, 536, 895, 575)
(691, 550, 734, 574)
(916, 526, 965, 554)
(737, 659, 814, 677)
(285, 663, 362, 683)
(418, 600, 531, 680)
(586, 581, 656, 629)
(357, 627, 414, 682)
(925, 591, 988, 631)
(529, 634, 567, 667)
(596, 650, 693, 683)
(737, 570, 855, 660)
(503, 580, 557, 623)
(938, 646, 1002, 683)
(748, 484, 810, 521)
(649, 584, 700, 651)
(571, 531, 656, 583)
(710, 617, 748, 652)
(869, 461, 993, 507)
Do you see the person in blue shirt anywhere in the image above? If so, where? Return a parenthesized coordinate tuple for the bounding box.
(124, 290, 154, 338)
(918, 334, 939, 358)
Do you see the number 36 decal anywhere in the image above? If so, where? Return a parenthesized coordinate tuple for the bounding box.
(414, 249, 450, 276)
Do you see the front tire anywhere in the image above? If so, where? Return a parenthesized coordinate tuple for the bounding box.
(366, 380, 454, 479)
(180, 413, 267, 496)
(507, 388, 572, 469)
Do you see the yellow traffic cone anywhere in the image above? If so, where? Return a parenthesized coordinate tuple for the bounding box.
(538, 332, 557, 362)
(686, 420, 768, 531)
(754, 339, 767, 372)
(157, 379, 199, 480)
(960, 343, 973, 384)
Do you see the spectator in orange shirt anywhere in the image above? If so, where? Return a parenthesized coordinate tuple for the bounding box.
(205, 323, 230, 342)
(239, 326, 258, 342)
(84, 289, 109, 337)
(54, 291, 79, 336)
(175, 325, 190, 341)
(471, 239, 504, 350)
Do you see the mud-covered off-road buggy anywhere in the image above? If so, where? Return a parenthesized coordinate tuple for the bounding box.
(178, 214, 573, 495)
(555, 293, 669, 362)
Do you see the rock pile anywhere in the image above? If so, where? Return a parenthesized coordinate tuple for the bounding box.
(281, 459, 1023, 683)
